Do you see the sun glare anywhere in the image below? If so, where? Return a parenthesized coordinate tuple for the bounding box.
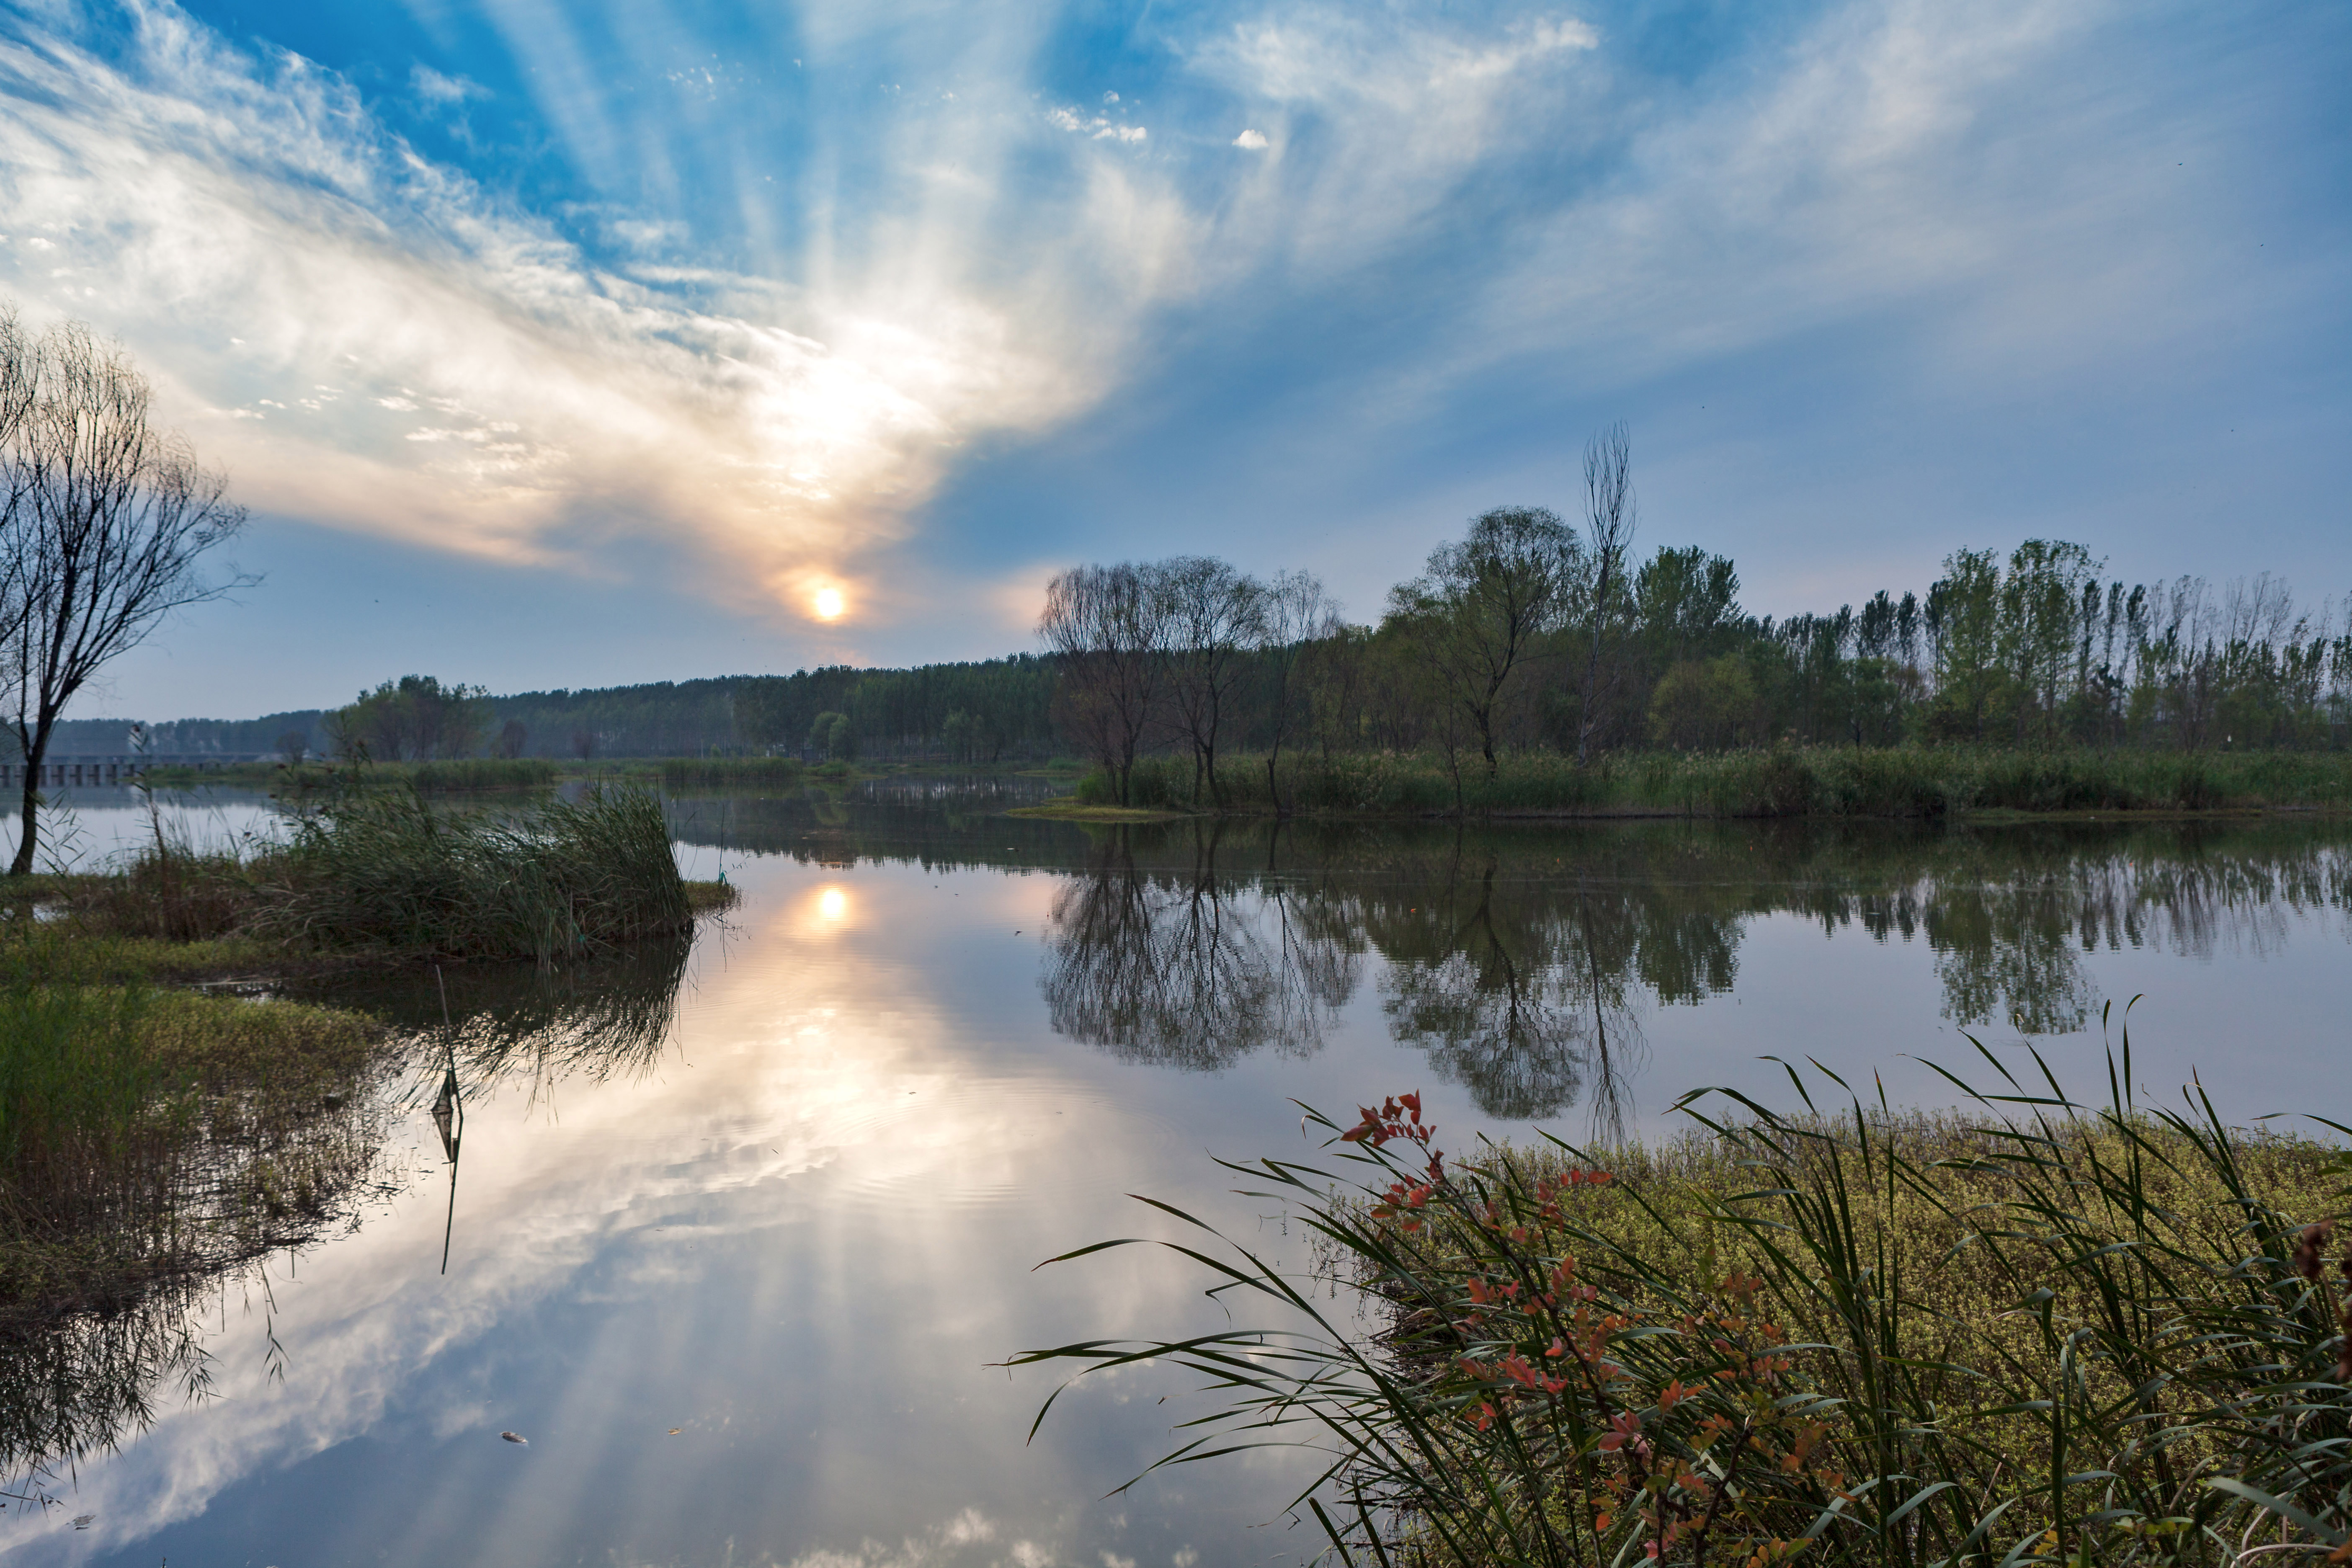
(818, 887, 848, 921)
(813, 587, 845, 620)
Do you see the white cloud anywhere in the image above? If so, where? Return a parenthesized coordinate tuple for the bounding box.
(410, 63, 485, 105)
(0, 2, 1199, 619)
(0, 0, 2290, 636)
(608, 217, 687, 253)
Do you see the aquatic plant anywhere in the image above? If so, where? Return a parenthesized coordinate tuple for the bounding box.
(1014, 1042, 2352, 1565)
(658, 755, 806, 788)
(260, 784, 691, 966)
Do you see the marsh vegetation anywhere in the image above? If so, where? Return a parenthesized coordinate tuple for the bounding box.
(1022, 1053, 2352, 1567)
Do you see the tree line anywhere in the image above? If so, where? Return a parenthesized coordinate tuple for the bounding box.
(1044, 426, 2352, 805)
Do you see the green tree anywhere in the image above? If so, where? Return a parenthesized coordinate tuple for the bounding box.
(1999, 539, 2102, 743)
(1925, 548, 2006, 740)
(1386, 505, 1575, 779)
(333, 676, 489, 761)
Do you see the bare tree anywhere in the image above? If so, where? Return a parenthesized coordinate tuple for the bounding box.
(495, 718, 529, 760)
(0, 308, 42, 707)
(1573, 422, 1638, 764)
(1162, 556, 1265, 807)
(1039, 562, 1173, 806)
(1386, 506, 1575, 780)
(1254, 569, 1338, 814)
(4, 318, 251, 875)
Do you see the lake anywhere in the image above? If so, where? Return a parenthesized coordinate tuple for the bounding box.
(5, 779, 2349, 1566)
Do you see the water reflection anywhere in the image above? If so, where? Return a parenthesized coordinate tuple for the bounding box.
(1020, 818, 2352, 1128)
(2, 947, 699, 1509)
(1370, 857, 1647, 1131)
(4, 791, 2345, 1566)
(1039, 829, 1358, 1068)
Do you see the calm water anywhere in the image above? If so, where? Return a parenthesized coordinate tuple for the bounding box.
(5, 781, 2350, 1565)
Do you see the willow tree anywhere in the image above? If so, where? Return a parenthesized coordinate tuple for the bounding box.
(1038, 562, 1173, 806)
(1386, 505, 1576, 780)
(3, 315, 250, 875)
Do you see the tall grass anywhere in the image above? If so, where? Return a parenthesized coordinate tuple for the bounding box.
(0, 972, 388, 1498)
(1014, 1043, 2352, 1565)
(1079, 746, 2352, 818)
(0, 980, 186, 1251)
(261, 785, 691, 965)
(658, 755, 806, 788)
(147, 756, 560, 792)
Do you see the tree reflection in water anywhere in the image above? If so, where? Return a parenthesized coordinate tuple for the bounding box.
(1373, 856, 1648, 1133)
(1041, 824, 1358, 1068)
(1034, 818, 2352, 1129)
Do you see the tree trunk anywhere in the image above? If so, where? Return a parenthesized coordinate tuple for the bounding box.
(8, 715, 54, 876)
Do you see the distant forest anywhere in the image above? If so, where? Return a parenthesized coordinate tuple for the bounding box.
(44, 528, 2352, 770)
(44, 658, 1067, 762)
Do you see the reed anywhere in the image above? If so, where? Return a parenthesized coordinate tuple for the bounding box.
(658, 755, 806, 788)
(143, 756, 561, 792)
(1015, 1041, 2352, 1566)
(1078, 746, 2352, 818)
(0, 972, 384, 1315)
(258, 785, 691, 966)
(0, 980, 186, 1251)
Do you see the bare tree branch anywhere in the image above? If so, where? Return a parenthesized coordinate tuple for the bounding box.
(4, 315, 254, 875)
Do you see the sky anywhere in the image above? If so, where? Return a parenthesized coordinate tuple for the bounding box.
(1, 0, 2347, 719)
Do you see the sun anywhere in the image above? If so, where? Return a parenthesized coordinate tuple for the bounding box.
(813, 587, 845, 621)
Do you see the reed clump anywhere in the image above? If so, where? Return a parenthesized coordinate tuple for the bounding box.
(254, 785, 692, 965)
(1078, 746, 2352, 818)
(44, 785, 696, 969)
(145, 756, 561, 792)
(658, 755, 806, 788)
(1017, 1047, 2352, 1567)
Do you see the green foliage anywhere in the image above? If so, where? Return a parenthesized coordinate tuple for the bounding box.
(1017, 1049, 2352, 1566)
(147, 756, 559, 791)
(1075, 745, 2352, 818)
(328, 674, 490, 761)
(0, 980, 179, 1235)
(260, 786, 691, 965)
(733, 655, 1060, 760)
(808, 710, 855, 760)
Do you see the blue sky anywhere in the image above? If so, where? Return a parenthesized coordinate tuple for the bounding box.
(1, 0, 2346, 717)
